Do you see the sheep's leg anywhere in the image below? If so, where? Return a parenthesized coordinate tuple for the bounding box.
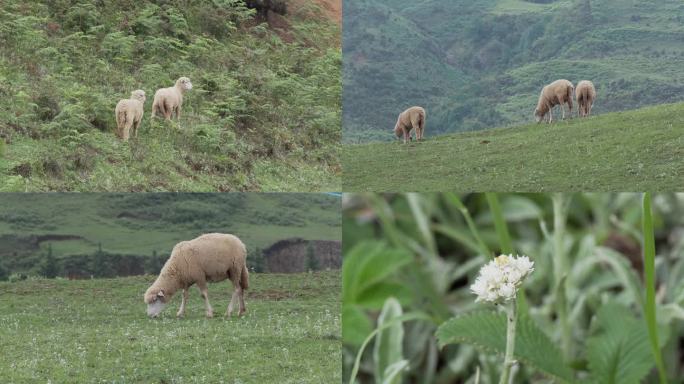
(123, 121, 131, 141)
(176, 288, 188, 317)
(227, 289, 239, 317)
(176, 105, 181, 121)
(403, 129, 408, 144)
(198, 283, 213, 318)
(237, 286, 246, 316)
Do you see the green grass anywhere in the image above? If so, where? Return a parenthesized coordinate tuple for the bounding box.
(0, 271, 341, 383)
(343, 102, 684, 191)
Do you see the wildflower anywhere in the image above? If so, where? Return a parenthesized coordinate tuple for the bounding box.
(471, 254, 534, 303)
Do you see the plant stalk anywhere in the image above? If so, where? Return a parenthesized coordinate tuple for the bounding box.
(500, 302, 517, 384)
(552, 193, 572, 360)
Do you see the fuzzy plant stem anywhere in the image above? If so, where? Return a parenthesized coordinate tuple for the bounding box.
(499, 302, 517, 384)
(552, 193, 571, 360)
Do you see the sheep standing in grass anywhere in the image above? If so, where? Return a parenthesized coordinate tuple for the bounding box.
(151, 77, 193, 121)
(394, 106, 426, 144)
(534, 79, 574, 123)
(576, 80, 596, 118)
(144, 233, 249, 318)
(114, 90, 146, 141)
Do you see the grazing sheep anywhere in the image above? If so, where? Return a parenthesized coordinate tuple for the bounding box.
(534, 79, 574, 123)
(114, 90, 145, 141)
(144, 233, 249, 319)
(151, 77, 193, 121)
(394, 106, 426, 144)
(576, 80, 596, 118)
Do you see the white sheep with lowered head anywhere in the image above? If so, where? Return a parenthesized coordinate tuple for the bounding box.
(534, 79, 574, 123)
(151, 77, 193, 121)
(114, 90, 146, 141)
(575, 80, 596, 118)
(393, 106, 426, 144)
(144, 233, 249, 318)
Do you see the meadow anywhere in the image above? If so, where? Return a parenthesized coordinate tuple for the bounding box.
(342, 193, 684, 383)
(0, 0, 341, 192)
(0, 271, 341, 383)
(342, 102, 684, 191)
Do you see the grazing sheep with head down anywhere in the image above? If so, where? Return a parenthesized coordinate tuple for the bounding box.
(575, 80, 596, 118)
(114, 90, 145, 141)
(394, 106, 426, 144)
(534, 79, 574, 123)
(151, 77, 193, 121)
(144, 233, 249, 318)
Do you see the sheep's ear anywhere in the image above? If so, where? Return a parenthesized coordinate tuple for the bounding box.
(157, 290, 165, 298)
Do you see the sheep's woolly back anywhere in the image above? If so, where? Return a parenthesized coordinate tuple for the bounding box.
(394, 106, 426, 137)
(535, 79, 574, 118)
(151, 77, 192, 119)
(144, 233, 247, 304)
(576, 80, 596, 102)
(114, 90, 145, 139)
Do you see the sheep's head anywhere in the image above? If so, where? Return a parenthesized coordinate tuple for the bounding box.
(144, 288, 167, 318)
(131, 90, 146, 103)
(534, 108, 544, 123)
(176, 77, 193, 91)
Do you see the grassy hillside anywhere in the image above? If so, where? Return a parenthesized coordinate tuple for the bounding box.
(0, 193, 341, 275)
(0, 271, 340, 383)
(343, 0, 684, 142)
(0, 0, 341, 191)
(343, 102, 684, 191)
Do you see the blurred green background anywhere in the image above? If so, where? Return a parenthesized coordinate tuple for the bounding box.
(342, 193, 684, 383)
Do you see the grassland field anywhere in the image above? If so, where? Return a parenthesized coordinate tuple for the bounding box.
(343, 103, 684, 192)
(0, 271, 340, 383)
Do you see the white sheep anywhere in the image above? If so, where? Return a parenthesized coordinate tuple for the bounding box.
(144, 233, 249, 318)
(534, 79, 574, 123)
(394, 106, 426, 144)
(114, 90, 146, 141)
(151, 77, 193, 121)
(575, 80, 596, 118)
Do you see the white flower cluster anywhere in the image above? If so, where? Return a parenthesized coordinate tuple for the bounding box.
(470, 254, 534, 303)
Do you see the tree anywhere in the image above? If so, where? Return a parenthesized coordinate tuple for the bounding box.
(306, 242, 319, 272)
(250, 247, 265, 273)
(41, 243, 59, 278)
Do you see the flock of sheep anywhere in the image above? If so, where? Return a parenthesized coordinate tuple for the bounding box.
(393, 79, 597, 143)
(114, 76, 193, 141)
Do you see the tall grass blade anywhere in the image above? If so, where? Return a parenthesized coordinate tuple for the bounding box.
(642, 192, 668, 383)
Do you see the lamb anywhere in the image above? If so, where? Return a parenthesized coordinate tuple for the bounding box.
(114, 90, 146, 141)
(534, 79, 574, 123)
(151, 77, 193, 121)
(144, 233, 249, 318)
(393, 106, 426, 144)
(575, 80, 596, 118)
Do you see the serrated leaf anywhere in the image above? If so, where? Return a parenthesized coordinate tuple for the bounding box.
(374, 298, 404, 384)
(586, 302, 654, 384)
(436, 311, 574, 382)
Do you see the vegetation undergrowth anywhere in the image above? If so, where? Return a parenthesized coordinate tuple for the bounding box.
(0, 0, 341, 191)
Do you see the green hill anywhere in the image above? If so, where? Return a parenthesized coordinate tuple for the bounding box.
(0, 0, 341, 191)
(343, 0, 684, 142)
(342, 102, 684, 191)
(0, 193, 340, 275)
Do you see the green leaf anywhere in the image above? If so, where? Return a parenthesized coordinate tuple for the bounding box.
(374, 298, 405, 384)
(436, 311, 574, 382)
(355, 282, 412, 309)
(342, 305, 373, 347)
(485, 193, 513, 254)
(642, 193, 667, 383)
(342, 241, 413, 306)
(586, 302, 654, 384)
